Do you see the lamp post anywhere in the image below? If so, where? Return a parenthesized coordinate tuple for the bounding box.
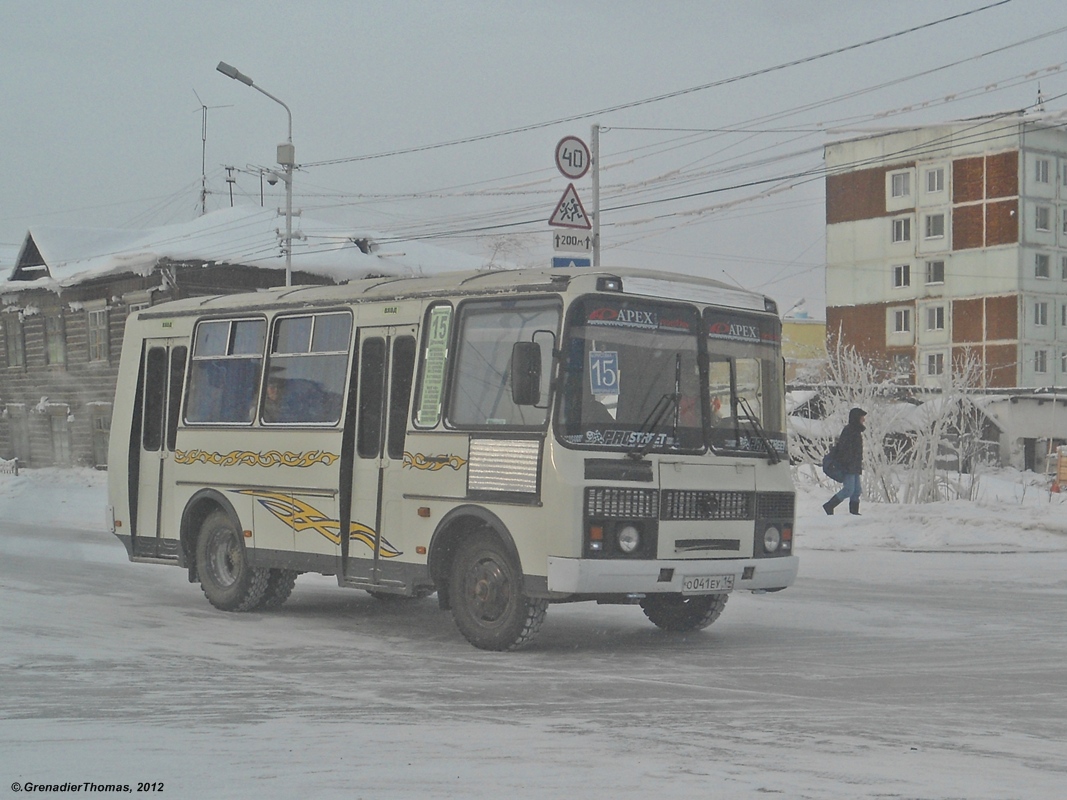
(216, 61, 295, 287)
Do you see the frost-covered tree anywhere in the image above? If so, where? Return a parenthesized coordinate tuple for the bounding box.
(789, 344, 992, 504)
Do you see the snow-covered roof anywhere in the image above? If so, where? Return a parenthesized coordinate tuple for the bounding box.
(0, 205, 491, 293)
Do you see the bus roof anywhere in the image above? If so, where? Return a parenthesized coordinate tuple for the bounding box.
(137, 266, 775, 319)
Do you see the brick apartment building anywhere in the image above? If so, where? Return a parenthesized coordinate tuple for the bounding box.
(824, 111, 1067, 388)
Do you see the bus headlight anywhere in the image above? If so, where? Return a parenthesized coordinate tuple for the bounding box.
(762, 525, 781, 554)
(617, 525, 641, 554)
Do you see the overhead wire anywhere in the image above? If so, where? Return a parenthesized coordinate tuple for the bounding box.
(306, 23, 1067, 249)
(300, 0, 1013, 169)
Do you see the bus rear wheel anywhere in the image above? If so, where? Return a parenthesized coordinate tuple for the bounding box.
(256, 569, 299, 610)
(196, 510, 269, 612)
(640, 593, 728, 632)
(449, 533, 547, 651)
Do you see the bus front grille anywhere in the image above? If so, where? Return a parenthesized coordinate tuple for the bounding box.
(660, 490, 753, 521)
(585, 487, 659, 519)
(756, 492, 795, 519)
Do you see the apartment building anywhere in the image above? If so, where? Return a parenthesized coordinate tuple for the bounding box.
(824, 112, 1067, 388)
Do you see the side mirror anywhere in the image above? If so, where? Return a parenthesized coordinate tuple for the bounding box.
(511, 341, 542, 406)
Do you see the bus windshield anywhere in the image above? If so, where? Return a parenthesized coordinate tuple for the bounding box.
(704, 307, 786, 458)
(556, 297, 787, 458)
(557, 297, 704, 454)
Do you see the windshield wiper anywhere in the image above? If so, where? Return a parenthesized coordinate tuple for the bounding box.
(735, 396, 780, 464)
(627, 391, 680, 460)
(628, 353, 684, 461)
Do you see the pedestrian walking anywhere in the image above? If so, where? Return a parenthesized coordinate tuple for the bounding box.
(823, 406, 866, 516)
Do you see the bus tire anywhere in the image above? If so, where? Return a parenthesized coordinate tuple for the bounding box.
(255, 569, 299, 610)
(449, 532, 547, 651)
(196, 510, 270, 612)
(640, 593, 728, 632)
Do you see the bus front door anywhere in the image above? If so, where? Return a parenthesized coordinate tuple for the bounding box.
(132, 339, 187, 558)
(344, 326, 417, 589)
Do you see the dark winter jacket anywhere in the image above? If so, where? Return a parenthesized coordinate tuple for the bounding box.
(833, 407, 866, 474)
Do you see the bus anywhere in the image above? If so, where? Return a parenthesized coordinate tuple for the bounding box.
(107, 266, 798, 651)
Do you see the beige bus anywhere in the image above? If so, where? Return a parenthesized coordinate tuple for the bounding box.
(107, 266, 798, 650)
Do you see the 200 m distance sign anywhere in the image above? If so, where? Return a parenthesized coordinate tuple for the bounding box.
(555, 136, 590, 179)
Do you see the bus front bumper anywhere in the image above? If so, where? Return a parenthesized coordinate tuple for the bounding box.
(546, 555, 798, 595)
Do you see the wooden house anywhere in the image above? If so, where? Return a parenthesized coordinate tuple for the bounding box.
(0, 206, 488, 468)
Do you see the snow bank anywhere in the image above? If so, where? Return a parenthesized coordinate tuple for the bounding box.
(0, 467, 109, 531)
(795, 465, 1067, 553)
(2, 465, 1065, 555)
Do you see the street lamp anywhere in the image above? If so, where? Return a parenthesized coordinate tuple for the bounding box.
(216, 61, 295, 287)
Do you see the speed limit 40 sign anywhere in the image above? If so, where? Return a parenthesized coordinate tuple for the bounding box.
(555, 136, 590, 180)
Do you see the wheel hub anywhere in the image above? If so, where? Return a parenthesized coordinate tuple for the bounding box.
(210, 533, 240, 587)
(467, 558, 511, 623)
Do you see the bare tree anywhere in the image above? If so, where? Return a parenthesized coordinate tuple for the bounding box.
(482, 233, 538, 269)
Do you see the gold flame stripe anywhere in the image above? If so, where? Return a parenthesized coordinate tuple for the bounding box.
(234, 490, 402, 558)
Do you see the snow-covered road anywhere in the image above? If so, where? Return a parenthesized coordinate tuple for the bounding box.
(1, 469, 1065, 798)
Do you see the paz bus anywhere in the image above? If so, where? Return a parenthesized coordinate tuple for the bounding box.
(107, 266, 798, 650)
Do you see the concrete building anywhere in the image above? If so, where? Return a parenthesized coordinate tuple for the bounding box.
(824, 111, 1067, 389)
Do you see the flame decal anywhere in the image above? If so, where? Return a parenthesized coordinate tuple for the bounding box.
(403, 452, 467, 471)
(234, 490, 401, 557)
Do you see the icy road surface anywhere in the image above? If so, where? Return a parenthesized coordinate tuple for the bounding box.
(1, 469, 1066, 799)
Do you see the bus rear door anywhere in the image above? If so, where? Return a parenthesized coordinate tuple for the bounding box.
(132, 338, 187, 558)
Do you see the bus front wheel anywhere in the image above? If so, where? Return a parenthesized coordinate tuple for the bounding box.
(196, 510, 269, 612)
(640, 593, 728, 632)
(449, 533, 547, 651)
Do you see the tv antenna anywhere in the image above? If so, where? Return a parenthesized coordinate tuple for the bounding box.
(193, 89, 232, 216)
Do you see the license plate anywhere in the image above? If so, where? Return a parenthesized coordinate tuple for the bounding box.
(681, 574, 734, 594)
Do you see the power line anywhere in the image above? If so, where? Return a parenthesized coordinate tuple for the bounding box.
(301, 1, 1013, 169)
(293, 27, 1067, 245)
(373, 99, 1067, 249)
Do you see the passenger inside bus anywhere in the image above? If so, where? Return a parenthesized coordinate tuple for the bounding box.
(261, 376, 287, 422)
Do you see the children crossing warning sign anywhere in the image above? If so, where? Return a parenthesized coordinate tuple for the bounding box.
(548, 183, 591, 229)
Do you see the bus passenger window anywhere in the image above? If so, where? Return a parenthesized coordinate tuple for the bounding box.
(185, 319, 266, 424)
(262, 312, 352, 424)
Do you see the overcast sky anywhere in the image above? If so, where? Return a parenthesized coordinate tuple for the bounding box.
(2, 0, 1065, 314)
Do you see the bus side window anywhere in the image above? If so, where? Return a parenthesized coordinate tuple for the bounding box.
(142, 347, 167, 451)
(166, 347, 187, 451)
(387, 336, 416, 460)
(357, 338, 387, 458)
(413, 303, 452, 429)
(185, 319, 265, 424)
(262, 312, 351, 425)
(447, 299, 560, 428)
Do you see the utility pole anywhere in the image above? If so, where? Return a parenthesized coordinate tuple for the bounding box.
(201, 104, 208, 216)
(225, 166, 235, 207)
(591, 123, 601, 267)
(217, 61, 295, 287)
